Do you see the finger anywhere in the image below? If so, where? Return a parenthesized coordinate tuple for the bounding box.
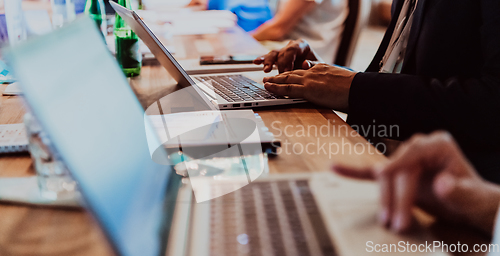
(433, 171, 480, 214)
(391, 169, 420, 233)
(253, 56, 265, 65)
(277, 48, 298, 73)
(264, 82, 305, 98)
(263, 73, 304, 84)
(382, 132, 459, 177)
(302, 60, 322, 70)
(263, 69, 307, 81)
(378, 169, 394, 228)
(432, 166, 497, 234)
(433, 172, 460, 203)
(262, 51, 279, 73)
(331, 165, 376, 180)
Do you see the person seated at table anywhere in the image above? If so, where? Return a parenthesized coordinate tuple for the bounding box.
(332, 132, 500, 236)
(187, 0, 273, 32)
(187, 0, 348, 62)
(254, 0, 500, 183)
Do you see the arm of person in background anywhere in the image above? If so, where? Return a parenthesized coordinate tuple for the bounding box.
(333, 132, 500, 235)
(186, 0, 208, 9)
(250, 0, 316, 42)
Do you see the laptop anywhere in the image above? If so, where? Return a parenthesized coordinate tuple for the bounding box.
(6, 18, 438, 256)
(110, 1, 307, 110)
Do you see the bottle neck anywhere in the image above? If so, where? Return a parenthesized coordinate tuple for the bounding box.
(85, 0, 105, 15)
(117, 0, 132, 8)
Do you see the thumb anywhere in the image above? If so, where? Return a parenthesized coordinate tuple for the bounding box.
(331, 164, 376, 180)
(432, 171, 500, 233)
(433, 172, 459, 202)
(433, 172, 474, 210)
(302, 60, 321, 70)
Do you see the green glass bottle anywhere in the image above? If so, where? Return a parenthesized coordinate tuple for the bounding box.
(84, 0, 107, 37)
(114, 0, 142, 77)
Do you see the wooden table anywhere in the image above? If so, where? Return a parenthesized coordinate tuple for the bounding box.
(0, 11, 491, 256)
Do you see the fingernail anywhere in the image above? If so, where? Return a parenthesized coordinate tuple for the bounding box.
(304, 61, 311, 69)
(391, 214, 406, 233)
(379, 209, 389, 226)
(264, 64, 270, 70)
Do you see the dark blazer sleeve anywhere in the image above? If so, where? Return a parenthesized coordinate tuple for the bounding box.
(346, 1, 500, 151)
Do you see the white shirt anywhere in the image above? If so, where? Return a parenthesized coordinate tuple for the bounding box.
(379, 0, 418, 73)
(273, 0, 348, 63)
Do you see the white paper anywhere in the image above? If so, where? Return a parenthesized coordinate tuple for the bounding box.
(2, 82, 22, 96)
(0, 123, 28, 153)
(148, 109, 263, 147)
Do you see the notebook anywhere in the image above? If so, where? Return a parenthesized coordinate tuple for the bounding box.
(2, 82, 22, 96)
(0, 123, 29, 153)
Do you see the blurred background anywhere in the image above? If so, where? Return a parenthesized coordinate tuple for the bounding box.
(0, 0, 393, 72)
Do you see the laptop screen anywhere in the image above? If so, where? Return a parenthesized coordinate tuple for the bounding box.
(110, 1, 218, 112)
(5, 18, 178, 256)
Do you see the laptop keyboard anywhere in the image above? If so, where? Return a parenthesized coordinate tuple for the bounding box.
(209, 180, 337, 256)
(194, 75, 280, 102)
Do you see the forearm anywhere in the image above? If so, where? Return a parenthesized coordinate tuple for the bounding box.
(252, 0, 315, 42)
(186, 0, 208, 9)
(347, 72, 500, 150)
(251, 21, 288, 41)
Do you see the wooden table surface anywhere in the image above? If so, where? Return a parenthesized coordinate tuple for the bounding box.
(0, 8, 491, 256)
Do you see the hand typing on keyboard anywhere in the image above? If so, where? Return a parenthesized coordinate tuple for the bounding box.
(263, 64, 356, 112)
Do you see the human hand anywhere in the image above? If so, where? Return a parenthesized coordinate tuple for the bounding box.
(253, 39, 320, 73)
(332, 132, 500, 234)
(263, 63, 356, 111)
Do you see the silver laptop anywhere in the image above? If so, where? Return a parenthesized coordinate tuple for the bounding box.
(6, 17, 437, 256)
(110, 1, 307, 110)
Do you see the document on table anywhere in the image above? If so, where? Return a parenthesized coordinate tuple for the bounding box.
(147, 109, 274, 148)
(0, 123, 28, 153)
